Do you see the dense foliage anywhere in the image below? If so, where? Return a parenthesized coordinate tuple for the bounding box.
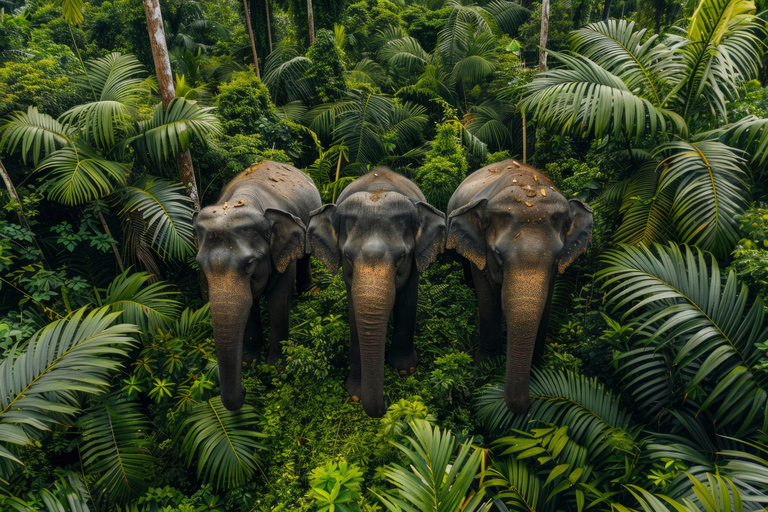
(1, 0, 768, 509)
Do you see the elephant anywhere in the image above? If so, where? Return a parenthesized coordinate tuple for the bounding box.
(306, 167, 447, 417)
(194, 161, 322, 410)
(446, 159, 593, 413)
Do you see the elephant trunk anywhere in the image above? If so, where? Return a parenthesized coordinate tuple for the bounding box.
(502, 262, 552, 413)
(351, 264, 396, 417)
(208, 275, 253, 410)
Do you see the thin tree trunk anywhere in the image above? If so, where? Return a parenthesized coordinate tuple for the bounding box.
(538, 0, 550, 72)
(602, 0, 612, 21)
(0, 158, 33, 233)
(265, 0, 273, 53)
(522, 111, 527, 164)
(243, 0, 261, 77)
(143, 0, 201, 211)
(97, 210, 125, 272)
(307, 0, 315, 45)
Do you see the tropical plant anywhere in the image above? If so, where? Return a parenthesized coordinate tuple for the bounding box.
(0, 307, 136, 474)
(376, 419, 492, 512)
(0, 52, 218, 267)
(175, 396, 267, 490)
(77, 398, 154, 504)
(521, 2, 766, 257)
(598, 242, 768, 436)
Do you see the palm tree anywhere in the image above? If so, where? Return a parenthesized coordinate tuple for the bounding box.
(0, 53, 219, 271)
(520, 0, 766, 258)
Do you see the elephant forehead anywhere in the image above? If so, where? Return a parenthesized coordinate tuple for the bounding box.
(338, 191, 417, 219)
(486, 185, 568, 214)
(196, 207, 270, 235)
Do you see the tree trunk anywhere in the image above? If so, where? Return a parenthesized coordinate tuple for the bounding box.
(143, 0, 201, 211)
(307, 0, 315, 45)
(602, 0, 612, 21)
(96, 210, 125, 272)
(538, 0, 550, 72)
(0, 158, 33, 233)
(265, 0, 273, 53)
(243, 0, 261, 78)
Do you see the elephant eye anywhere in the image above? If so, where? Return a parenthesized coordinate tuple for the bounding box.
(245, 258, 258, 274)
(395, 253, 406, 268)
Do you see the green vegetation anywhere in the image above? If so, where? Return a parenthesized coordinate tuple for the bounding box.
(1, 0, 768, 509)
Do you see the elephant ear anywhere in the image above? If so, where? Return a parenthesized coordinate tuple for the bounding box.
(558, 199, 593, 274)
(414, 202, 447, 273)
(446, 198, 488, 270)
(306, 204, 341, 274)
(264, 208, 307, 273)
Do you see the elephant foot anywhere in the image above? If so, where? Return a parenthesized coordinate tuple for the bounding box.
(266, 350, 283, 367)
(242, 350, 257, 367)
(346, 374, 361, 401)
(386, 350, 418, 376)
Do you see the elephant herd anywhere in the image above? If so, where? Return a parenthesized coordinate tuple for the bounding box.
(194, 160, 593, 418)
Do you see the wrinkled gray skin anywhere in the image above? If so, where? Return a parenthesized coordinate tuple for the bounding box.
(194, 161, 322, 410)
(446, 160, 593, 413)
(307, 168, 447, 417)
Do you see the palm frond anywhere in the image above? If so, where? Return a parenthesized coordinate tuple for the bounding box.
(477, 369, 636, 457)
(120, 178, 196, 260)
(175, 396, 267, 490)
(62, 53, 148, 149)
(522, 51, 685, 142)
(376, 420, 491, 512)
(569, 20, 681, 106)
(0, 307, 136, 464)
(38, 142, 129, 205)
(598, 243, 768, 434)
(77, 398, 153, 504)
(131, 98, 220, 169)
(100, 270, 182, 336)
(379, 37, 431, 71)
(703, 116, 768, 177)
(53, 0, 84, 25)
(0, 107, 74, 165)
(263, 45, 313, 104)
(655, 140, 750, 257)
(484, 0, 529, 34)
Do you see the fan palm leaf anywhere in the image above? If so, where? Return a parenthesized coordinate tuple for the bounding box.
(62, 53, 148, 149)
(484, 0, 529, 35)
(477, 369, 637, 460)
(611, 154, 676, 247)
(598, 243, 768, 434)
(38, 142, 129, 205)
(0, 307, 136, 464)
(120, 178, 196, 260)
(655, 140, 750, 257)
(521, 51, 684, 142)
(376, 420, 491, 512)
(131, 97, 220, 168)
(175, 396, 267, 490)
(263, 45, 313, 104)
(674, 0, 763, 121)
(77, 399, 153, 504)
(568, 20, 681, 105)
(0, 107, 74, 165)
(451, 31, 498, 85)
(100, 270, 182, 336)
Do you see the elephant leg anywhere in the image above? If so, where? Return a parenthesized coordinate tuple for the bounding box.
(461, 258, 474, 289)
(533, 271, 557, 362)
(345, 282, 362, 401)
(471, 262, 504, 365)
(295, 254, 312, 294)
(266, 260, 296, 365)
(387, 262, 418, 376)
(242, 298, 263, 364)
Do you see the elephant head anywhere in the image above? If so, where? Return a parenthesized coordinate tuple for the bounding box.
(307, 192, 446, 416)
(194, 206, 306, 410)
(447, 183, 592, 413)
